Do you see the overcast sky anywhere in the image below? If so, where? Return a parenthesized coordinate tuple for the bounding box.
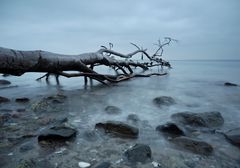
(0, 0, 239, 60)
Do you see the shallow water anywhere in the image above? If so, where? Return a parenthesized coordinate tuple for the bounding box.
(0, 60, 240, 168)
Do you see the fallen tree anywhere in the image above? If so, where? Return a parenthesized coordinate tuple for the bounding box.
(0, 38, 176, 85)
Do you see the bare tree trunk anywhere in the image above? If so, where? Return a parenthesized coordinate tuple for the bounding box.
(0, 39, 174, 85)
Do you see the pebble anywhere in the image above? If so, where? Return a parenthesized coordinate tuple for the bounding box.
(78, 161, 91, 168)
(152, 161, 161, 167)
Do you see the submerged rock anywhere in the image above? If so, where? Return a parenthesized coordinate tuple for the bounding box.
(0, 79, 11, 85)
(172, 136, 213, 155)
(224, 82, 238, 86)
(171, 111, 224, 128)
(15, 97, 30, 103)
(153, 96, 175, 107)
(124, 144, 152, 163)
(127, 114, 140, 123)
(38, 125, 77, 142)
(0, 96, 10, 103)
(93, 162, 111, 168)
(224, 128, 240, 147)
(95, 121, 139, 138)
(104, 106, 121, 114)
(156, 122, 185, 137)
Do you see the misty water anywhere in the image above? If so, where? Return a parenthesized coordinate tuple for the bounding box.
(1, 60, 240, 168)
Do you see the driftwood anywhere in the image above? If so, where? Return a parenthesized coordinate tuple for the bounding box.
(0, 38, 175, 85)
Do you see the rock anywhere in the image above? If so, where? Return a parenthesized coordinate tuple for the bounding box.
(171, 111, 224, 128)
(15, 97, 30, 103)
(0, 113, 11, 126)
(224, 128, 240, 147)
(94, 162, 111, 168)
(78, 161, 91, 168)
(16, 159, 36, 168)
(224, 82, 238, 86)
(83, 130, 98, 141)
(156, 122, 184, 137)
(124, 144, 152, 163)
(19, 142, 34, 153)
(172, 136, 213, 155)
(95, 121, 139, 138)
(153, 96, 175, 107)
(0, 96, 10, 103)
(38, 125, 77, 142)
(0, 79, 11, 85)
(127, 114, 139, 123)
(104, 106, 121, 114)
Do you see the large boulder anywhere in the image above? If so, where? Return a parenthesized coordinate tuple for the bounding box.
(0, 80, 11, 85)
(171, 111, 224, 128)
(153, 96, 175, 107)
(95, 121, 139, 138)
(0, 96, 10, 103)
(172, 136, 213, 155)
(224, 128, 240, 147)
(38, 125, 77, 142)
(124, 144, 152, 163)
(156, 122, 185, 137)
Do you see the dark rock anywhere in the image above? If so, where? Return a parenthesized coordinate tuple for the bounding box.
(0, 79, 11, 85)
(153, 96, 175, 107)
(38, 125, 77, 142)
(224, 128, 240, 147)
(172, 136, 213, 155)
(104, 106, 121, 114)
(124, 144, 152, 163)
(156, 122, 185, 137)
(95, 121, 139, 138)
(2, 74, 10, 77)
(171, 111, 224, 128)
(224, 82, 238, 86)
(0, 96, 10, 103)
(16, 97, 30, 103)
(127, 114, 140, 123)
(47, 94, 66, 104)
(19, 142, 34, 153)
(94, 162, 111, 168)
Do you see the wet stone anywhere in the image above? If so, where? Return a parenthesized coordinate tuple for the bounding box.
(19, 142, 35, 153)
(93, 162, 111, 168)
(127, 114, 140, 124)
(38, 125, 77, 142)
(224, 82, 238, 86)
(124, 144, 152, 163)
(156, 122, 185, 137)
(171, 111, 224, 128)
(95, 121, 139, 138)
(104, 106, 121, 114)
(16, 97, 30, 103)
(153, 96, 175, 107)
(0, 96, 10, 103)
(172, 136, 213, 155)
(0, 79, 11, 85)
(224, 128, 240, 147)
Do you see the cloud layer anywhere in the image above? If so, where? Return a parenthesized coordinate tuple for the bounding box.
(0, 0, 239, 60)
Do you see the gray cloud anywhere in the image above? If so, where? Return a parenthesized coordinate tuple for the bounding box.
(0, 0, 239, 60)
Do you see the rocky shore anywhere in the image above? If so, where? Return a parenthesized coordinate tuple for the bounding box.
(0, 78, 240, 168)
